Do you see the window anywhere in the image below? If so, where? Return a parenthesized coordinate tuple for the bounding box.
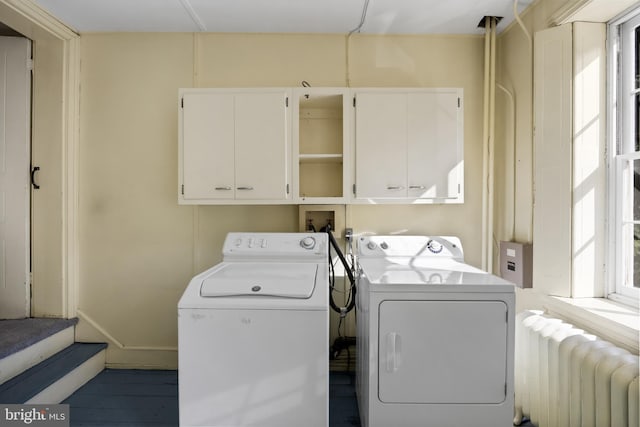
(609, 8, 640, 303)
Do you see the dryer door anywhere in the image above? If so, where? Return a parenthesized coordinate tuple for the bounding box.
(378, 300, 508, 404)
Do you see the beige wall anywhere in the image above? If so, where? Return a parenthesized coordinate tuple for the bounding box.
(496, 0, 610, 299)
(30, 37, 65, 316)
(494, 0, 577, 269)
(76, 32, 485, 368)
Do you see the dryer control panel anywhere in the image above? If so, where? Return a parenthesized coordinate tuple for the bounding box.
(358, 235, 464, 260)
(223, 232, 328, 260)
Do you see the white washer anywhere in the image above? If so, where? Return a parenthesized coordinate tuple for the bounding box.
(356, 235, 515, 427)
(178, 232, 329, 427)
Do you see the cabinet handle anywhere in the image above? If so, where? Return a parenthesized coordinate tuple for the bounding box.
(237, 186, 254, 190)
(409, 185, 426, 190)
(215, 186, 232, 191)
(386, 186, 405, 190)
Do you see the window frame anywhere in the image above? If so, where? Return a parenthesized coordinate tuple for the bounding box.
(608, 8, 640, 304)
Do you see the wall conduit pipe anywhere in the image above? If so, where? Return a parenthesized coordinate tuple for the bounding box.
(488, 16, 497, 273)
(481, 17, 491, 271)
(481, 16, 498, 273)
(497, 82, 517, 241)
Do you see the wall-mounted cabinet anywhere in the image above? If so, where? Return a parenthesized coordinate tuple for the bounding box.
(352, 88, 464, 203)
(178, 87, 463, 205)
(292, 88, 350, 204)
(178, 88, 291, 204)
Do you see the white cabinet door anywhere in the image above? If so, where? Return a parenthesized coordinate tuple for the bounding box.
(408, 92, 462, 199)
(354, 89, 463, 202)
(182, 93, 235, 200)
(355, 92, 407, 198)
(235, 92, 289, 200)
(180, 90, 290, 203)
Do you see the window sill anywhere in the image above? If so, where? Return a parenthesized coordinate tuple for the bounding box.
(543, 295, 639, 354)
(516, 288, 639, 353)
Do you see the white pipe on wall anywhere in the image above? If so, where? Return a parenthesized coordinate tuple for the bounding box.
(488, 17, 497, 273)
(497, 82, 517, 241)
(482, 16, 497, 273)
(481, 18, 491, 271)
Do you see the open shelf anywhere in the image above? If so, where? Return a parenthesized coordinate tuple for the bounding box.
(296, 91, 347, 201)
(299, 154, 343, 164)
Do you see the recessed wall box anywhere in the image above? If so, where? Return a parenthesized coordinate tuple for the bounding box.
(499, 241, 532, 289)
(298, 204, 346, 237)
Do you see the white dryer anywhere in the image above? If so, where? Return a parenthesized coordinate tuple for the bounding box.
(178, 232, 329, 427)
(356, 235, 515, 427)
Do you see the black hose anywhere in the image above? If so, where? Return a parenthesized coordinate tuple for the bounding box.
(326, 225, 356, 314)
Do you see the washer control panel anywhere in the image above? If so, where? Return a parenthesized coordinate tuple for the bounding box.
(222, 232, 326, 259)
(358, 235, 464, 260)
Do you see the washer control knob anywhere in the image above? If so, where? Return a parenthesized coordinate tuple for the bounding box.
(427, 239, 444, 254)
(367, 241, 377, 250)
(300, 236, 316, 249)
(380, 241, 389, 250)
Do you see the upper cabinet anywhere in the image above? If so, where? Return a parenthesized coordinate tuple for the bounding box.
(178, 87, 463, 205)
(179, 88, 291, 204)
(292, 88, 351, 204)
(352, 88, 464, 203)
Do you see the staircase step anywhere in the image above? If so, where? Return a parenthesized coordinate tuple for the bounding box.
(0, 318, 79, 359)
(0, 342, 107, 404)
(0, 326, 75, 384)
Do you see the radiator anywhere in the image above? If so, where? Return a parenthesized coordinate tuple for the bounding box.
(514, 310, 639, 427)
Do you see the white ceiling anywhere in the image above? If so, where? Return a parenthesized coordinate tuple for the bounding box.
(31, 0, 536, 35)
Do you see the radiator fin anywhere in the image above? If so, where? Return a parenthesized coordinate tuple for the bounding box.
(514, 310, 639, 427)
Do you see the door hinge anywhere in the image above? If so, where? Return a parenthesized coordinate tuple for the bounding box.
(458, 183, 461, 194)
(26, 59, 34, 71)
(352, 184, 356, 195)
(286, 183, 290, 194)
(353, 97, 356, 107)
(181, 184, 184, 195)
(286, 97, 289, 107)
(181, 98, 184, 108)
(458, 97, 461, 108)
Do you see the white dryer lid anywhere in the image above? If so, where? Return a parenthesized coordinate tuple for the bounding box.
(200, 262, 318, 299)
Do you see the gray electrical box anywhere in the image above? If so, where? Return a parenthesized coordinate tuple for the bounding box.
(499, 241, 532, 289)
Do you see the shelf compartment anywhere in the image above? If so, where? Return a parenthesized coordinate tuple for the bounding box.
(299, 154, 343, 164)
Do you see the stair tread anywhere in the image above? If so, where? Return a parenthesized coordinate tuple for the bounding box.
(0, 342, 107, 403)
(0, 318, 79, 359)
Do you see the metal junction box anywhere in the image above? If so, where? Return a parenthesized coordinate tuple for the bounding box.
(499, 241, 532, 289)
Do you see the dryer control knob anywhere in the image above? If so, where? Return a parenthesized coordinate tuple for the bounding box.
(427, 239, 444, 254)
(300, 236, 316, 249)
(367, 241, 377, 250)
(380, 242, 389, 250)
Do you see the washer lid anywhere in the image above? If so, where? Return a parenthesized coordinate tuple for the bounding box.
(200, 263, 318, 298)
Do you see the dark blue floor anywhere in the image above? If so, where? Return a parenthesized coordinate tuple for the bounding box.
(63, 369, 532, 426)
(63, 369, 359, 426)
(63, 369, 179, 426)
